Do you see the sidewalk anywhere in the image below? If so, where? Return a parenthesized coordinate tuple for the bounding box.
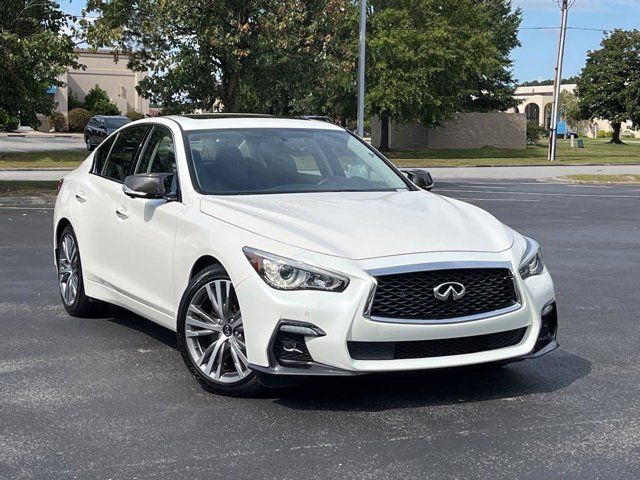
(2, 164, 640, 182)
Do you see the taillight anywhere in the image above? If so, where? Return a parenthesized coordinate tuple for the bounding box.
(57, 179, 64, 193)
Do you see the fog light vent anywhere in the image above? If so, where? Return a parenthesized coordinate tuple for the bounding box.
(274, 331, 313, 366)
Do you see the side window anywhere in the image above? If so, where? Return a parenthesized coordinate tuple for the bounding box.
(93, 136, 115, 174)
(135, 126, 176, 175)
(101, 125, 148, 182)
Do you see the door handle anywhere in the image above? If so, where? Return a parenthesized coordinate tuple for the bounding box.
(75, 192, 87, 203)
(115, 207, 129, 219)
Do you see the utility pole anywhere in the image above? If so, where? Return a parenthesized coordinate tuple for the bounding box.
(356, 0, 366, 138)
(548, 0, 571, 161)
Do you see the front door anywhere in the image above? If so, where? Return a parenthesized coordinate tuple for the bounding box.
(112, 125, 184, 318)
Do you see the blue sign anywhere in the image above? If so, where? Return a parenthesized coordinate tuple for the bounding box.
(47, 86, 58, 94)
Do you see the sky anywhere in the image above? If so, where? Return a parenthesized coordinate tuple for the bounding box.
(59, 0, 640, 83)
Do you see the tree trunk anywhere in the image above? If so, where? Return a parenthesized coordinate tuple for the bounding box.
(609, 122, 624, 144)
(378, 115, 390, 152)
(222, 71, 240, 113)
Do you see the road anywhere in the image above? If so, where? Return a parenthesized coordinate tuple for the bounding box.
(0, 134, 85, 154)
(1, 181, 639, 479)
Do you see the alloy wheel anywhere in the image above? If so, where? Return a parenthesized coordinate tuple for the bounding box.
(184, 279, 250, 383)
(58, 233, 79, 306)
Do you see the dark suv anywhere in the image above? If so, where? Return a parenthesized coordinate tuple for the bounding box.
(84, 115, 131, 151)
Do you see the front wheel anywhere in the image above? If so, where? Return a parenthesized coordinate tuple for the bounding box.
(176, 266, 262, 397)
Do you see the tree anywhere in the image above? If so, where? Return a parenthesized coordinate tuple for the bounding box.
(0, 0, 79, 127)
(461, 0, 522, 112)
(367, 0, 521, 151)
(83, 0, 352, 114)
(83, 85, 120, 115)
(576, 29, 640, 144)
(558, 90, 585, 132)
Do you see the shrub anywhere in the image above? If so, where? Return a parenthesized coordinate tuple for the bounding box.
(4, 115, 20, 131)
(0, 107, 10, 129)
(526, 122, 546, 145)
(49, 111, 67, 132)
(90, 98, 120, 116)
(68, 90, 85, 110)
(597, 130, 613, 138)
(126, 110, 145, 121)
(68, 108, 92, 132)
(621, 130, 635, 139)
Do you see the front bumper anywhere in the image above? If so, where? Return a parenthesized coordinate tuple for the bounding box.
(235, 251, 557, 377)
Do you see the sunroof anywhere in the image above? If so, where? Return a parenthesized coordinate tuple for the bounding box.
(178, 114, 274, 119)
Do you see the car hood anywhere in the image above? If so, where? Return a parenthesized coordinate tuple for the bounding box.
(200, 191, 514, 260)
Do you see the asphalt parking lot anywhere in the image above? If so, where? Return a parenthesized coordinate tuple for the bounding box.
(1, 180, 639, 479)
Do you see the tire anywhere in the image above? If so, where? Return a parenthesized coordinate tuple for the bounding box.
(176, 265, 262, 397)
(85, 136, 94, 151)
(57, 225, 108, 317)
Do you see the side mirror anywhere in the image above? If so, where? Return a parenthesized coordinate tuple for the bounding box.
(123, 173, 175, 199)
(400, 168, 434, 191)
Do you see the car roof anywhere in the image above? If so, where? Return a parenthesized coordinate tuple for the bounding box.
(95, 115, 130, 119)
(166, 114, 344, 132)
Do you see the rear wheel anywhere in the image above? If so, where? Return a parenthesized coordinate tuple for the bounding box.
(57, 225, 107, 317)
(176, 266, 262, 397)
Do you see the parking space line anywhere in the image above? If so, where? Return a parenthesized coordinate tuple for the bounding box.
(436, 188, 639, 199)
(450, 197, 540, 202)
(0, 206, 54, 210)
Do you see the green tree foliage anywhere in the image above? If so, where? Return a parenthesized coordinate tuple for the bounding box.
(367, 0, 521, 150)
(0, 0, 79, 126)
(84, 0, 352, 114)
(83, 85, 120, 115)
(576, 29, 640, 144)
(461, 0, 522, 112)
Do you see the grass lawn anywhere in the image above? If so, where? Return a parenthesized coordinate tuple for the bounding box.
(0, 180, 58, 196)
(389, 138, 640, 167)
(0, 150, 87, 169)
(559, 174, 640, 184)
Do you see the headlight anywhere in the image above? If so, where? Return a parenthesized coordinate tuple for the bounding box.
(519, 237, 544, 279)
(243, 247, 349, 292)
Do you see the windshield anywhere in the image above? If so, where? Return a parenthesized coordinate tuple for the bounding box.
(186, 128, 409, 194)
(105, 117, 131, 129)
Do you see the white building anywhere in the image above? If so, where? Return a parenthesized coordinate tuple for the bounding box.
(51, 49, 150, 118)
(509, 84, 638, 138)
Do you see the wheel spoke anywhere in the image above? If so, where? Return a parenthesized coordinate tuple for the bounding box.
(197, 341, 217, 366)
(230, 338, 249, 367)
(186, 315, 221, 332)
(229, 342, 245, 375)
(188, 305, 219, 324)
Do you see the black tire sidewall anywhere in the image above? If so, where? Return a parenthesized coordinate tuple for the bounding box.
(176, 265, 261, 396)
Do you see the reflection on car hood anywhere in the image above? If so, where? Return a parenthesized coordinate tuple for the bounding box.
(200, 191, 514, 260)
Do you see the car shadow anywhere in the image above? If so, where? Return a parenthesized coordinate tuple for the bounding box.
(270, 350, 591, 411)
(100, 306, 591, 411)
(104, 306, 178, 350)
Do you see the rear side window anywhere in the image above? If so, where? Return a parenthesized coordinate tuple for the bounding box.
(101, 125, 148, 182)
(93, 136, 115, 175)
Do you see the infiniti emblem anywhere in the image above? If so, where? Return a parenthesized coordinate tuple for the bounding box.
(433, 282, 466, 301)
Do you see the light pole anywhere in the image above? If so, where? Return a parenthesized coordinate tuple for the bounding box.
(548, 0, 572, 161)
(356, 0, 366, 138)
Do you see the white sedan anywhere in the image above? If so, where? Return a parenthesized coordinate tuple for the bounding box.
(53, 115, 558, 396)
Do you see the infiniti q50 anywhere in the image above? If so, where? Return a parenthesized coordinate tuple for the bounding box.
(53, 115, 558, 396)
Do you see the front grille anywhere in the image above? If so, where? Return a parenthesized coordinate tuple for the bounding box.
(370, 268, 518, 320)
(348, 327, 527, 360)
